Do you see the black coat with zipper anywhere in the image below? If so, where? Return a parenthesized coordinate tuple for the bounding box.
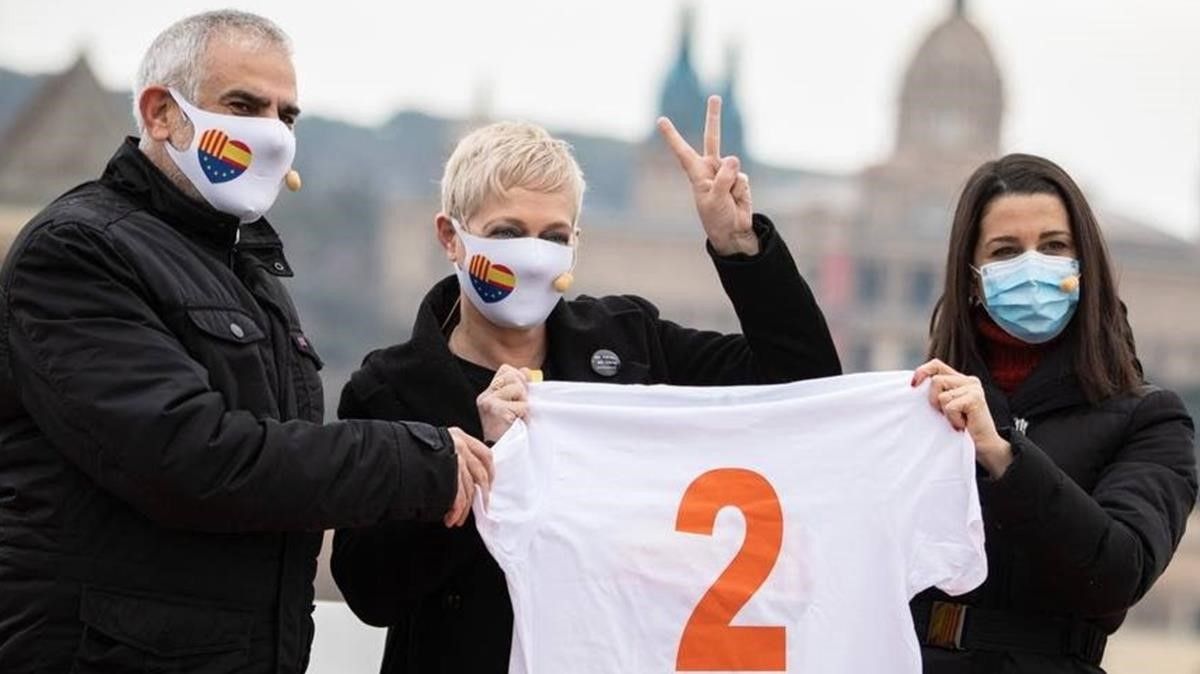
(915, 342, 1196, 674)
(0, 140, 459, 673)
(332, 216, 842, 673)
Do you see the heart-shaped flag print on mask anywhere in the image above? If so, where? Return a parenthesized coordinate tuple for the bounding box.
(468, 254, 517, 303)
(197, 129, 253, 184)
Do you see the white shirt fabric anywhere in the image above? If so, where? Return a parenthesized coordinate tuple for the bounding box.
(474, 371, 987, 674)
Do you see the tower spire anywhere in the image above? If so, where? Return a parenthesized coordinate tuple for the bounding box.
(652, 3, 706, 145)
(719, 41, 747, 161)
(678, 3, 695, 63)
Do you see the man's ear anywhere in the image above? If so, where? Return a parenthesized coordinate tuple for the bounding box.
(139, 86, 188, 148)
(435, 213, 460, 264)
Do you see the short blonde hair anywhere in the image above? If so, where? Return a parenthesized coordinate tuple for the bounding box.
(441, 121, 586, 225)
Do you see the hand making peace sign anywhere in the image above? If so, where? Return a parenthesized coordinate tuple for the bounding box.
(657, 95, 758, 257)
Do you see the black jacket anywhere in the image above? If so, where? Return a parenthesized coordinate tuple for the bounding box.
(332, 216, 841, 673)
(916, 343, 1196, 674)
(0, 140, 459, 673)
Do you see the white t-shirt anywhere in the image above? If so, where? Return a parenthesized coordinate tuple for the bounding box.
(474, 371, 986, 674)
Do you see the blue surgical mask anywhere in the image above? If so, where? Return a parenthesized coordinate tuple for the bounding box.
(974, 251, 1080, 344)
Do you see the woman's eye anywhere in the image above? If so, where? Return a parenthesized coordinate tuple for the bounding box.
(543, 233, 571, 245)
(488, 228, 521, 239)
(1041, 240, 1070, 253)
(228, 101, 251, 115)
(991, 246, 1019, 259)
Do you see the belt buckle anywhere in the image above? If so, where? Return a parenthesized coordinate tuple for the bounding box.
(927, 601, 968, 650)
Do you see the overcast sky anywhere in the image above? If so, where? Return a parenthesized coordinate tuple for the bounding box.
(1, 0, 1197, 239)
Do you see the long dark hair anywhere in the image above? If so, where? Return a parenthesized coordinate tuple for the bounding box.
(928, 153, 1141, 402)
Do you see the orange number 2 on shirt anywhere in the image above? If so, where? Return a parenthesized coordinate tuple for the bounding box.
(675, 468, 786, 671)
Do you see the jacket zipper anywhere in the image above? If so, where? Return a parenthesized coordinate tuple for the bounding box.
(228, 226, 241, 269)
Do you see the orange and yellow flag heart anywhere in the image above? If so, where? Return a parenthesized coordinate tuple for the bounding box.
(468, 254, 516, 303)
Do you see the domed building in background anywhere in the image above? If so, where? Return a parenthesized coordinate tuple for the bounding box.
(895, 0, 1003, 163)
(864, 0, 1006, 222)
(812, 0, 1013, 371)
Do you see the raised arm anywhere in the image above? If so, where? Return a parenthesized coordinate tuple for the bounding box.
(649, 95, 841, 384)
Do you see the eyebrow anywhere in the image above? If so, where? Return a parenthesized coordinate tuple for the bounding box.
(985, 230, 1071, 246)
(486, 218, 572, 230)
(484, 218, 527, 230)
(221, 89, 301, 119)
(1038, 229, 1071, 239)
(222, 89, 268, 108)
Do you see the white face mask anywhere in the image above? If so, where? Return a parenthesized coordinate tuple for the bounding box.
(452, 220, 575, 329)
(164, 89, 296, 224)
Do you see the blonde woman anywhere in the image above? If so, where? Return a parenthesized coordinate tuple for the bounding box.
(332, 98, 841, 673)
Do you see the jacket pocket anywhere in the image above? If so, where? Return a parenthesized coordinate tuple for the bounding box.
(73, 586, 253, 673)
(180, 307, 274, 416)
(184, 307, 266, 346)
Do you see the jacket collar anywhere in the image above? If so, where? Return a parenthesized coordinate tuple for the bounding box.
(973, 335, 1089, 430)
(394, 276, 485, 435)
(373, 275, 651, 433)
(99, 138, 288, 262)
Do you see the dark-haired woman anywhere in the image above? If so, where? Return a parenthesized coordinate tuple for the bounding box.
(910, 153, 1196, 673)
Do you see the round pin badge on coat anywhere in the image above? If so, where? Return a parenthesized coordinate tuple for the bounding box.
(590, 349, 621, 377)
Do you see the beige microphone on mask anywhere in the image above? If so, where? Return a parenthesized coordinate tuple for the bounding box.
(1059, 275, 1080, 293)
(285, 169, 302, 192)
(553, 272, 574, 293)
(552, 227, 581, 293)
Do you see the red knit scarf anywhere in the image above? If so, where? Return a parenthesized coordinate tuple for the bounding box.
(975, 309, 1052, 395)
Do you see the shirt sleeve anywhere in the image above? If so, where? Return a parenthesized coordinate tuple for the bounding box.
(472, 419, 547, 568)
(905, 421, 988, 598)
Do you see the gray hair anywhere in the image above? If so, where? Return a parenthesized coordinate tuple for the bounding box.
(132, 10, 292, 134)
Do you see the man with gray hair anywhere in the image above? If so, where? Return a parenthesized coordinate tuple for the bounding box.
(0, 10, 492, 672)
